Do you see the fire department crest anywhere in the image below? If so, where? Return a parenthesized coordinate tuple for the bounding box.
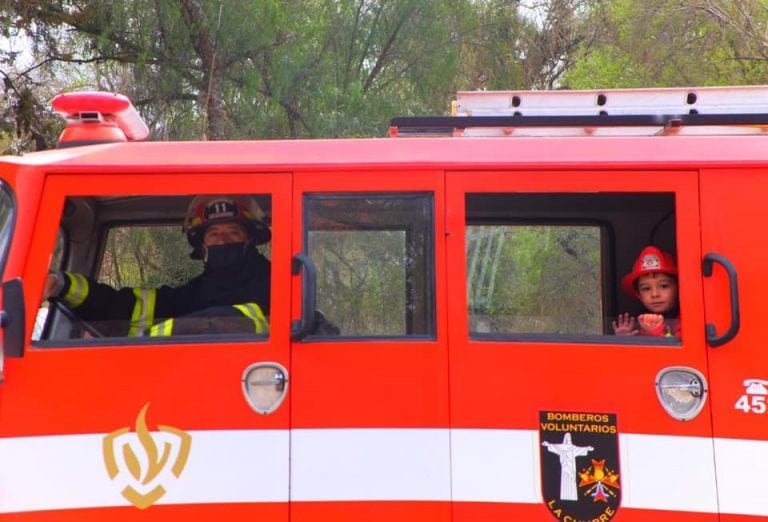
(640, 253, 661, 270)
(539, 411, 621, 521)
(103, 403, 191, 509)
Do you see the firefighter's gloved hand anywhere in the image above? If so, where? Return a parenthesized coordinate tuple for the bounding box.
(44, 272, 65, 301)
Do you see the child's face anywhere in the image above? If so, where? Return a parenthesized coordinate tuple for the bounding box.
(636, 273, 678, 314)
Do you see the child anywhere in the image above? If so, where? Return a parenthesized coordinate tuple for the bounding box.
(612, 245, 681, 337)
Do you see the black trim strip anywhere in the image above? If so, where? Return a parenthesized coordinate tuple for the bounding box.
(390, 113, 768, 133)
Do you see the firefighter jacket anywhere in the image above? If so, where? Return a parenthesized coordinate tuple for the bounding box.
(52, 252, 270, 336)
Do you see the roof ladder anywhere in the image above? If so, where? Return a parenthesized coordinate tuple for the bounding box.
(389, 85, 768, 137)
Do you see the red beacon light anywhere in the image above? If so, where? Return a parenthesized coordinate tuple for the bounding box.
(52, 91, 150, 148)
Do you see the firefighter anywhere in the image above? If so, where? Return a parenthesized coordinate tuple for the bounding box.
(44, 195, 271, 336)
(612, 245, 681, 337)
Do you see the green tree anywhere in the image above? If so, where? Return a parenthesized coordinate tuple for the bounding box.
(2, 1, 470, 144)
(99, 226, 201, 289)
(3, 0, 596, 150)
(468, 225, 601, 335)
(563, 0, 768, 89)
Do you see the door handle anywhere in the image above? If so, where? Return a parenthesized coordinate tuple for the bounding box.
(291, 253, 317, 341)
(702, 253, 740, 347)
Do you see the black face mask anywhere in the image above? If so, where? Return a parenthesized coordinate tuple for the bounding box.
(203, 242, 248, 274)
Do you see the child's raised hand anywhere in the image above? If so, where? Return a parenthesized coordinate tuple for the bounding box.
(612, 312, 638, 336)
(637, 313, 665, 335)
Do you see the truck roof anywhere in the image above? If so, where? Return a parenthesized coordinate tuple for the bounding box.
(5, 134, 768, 172)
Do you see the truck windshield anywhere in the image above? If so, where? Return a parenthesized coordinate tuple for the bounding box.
(0, 182, 14, 275)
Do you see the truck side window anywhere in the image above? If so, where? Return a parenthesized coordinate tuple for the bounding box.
(305, 193, 435, 338)
(32, 232, 65, 341)
(467, 224, 602, 335)
(466, 192, 679, 343)
(0, 182, 15, 274)
(38, 194, 272, 342)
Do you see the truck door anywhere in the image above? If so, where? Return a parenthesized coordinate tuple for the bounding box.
(0, 173, 292, 520)
(700, 168, 768, 520)
(446, 170, 718, 522)
(289, 171, 451, 522)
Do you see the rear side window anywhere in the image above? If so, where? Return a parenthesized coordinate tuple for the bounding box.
(466, 192, 679, 343)
(467, 224, 602, 335)
(305, 193, 435, 338)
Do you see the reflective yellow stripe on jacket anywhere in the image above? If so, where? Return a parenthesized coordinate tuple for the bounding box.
(62, 273, 89, 308)
(233, 303, 269, 334)
(148, 318, 173, 337)
(147, 303, 268, 337)
(128, 288, 157, 336)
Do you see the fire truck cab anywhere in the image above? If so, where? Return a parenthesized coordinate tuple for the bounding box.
(0, 87, 766, 521)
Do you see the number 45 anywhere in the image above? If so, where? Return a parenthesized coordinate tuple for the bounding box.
(734, 395, 767, 413)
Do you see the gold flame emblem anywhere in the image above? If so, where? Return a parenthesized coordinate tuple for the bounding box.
(103, 403, 192, 509)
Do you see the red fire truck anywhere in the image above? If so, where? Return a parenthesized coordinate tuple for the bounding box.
(0, 86, 765, 521)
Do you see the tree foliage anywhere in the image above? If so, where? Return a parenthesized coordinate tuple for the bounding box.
(468, 225, 602, 335)
(563, 0, 768, 88)
(5, 1, 768, 150)
(2, 0, 593, 151)
(99, 226, 201, 289)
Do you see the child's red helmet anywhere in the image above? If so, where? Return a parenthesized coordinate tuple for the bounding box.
(621, 245, 678, 297)
(183, 195, 271, 258)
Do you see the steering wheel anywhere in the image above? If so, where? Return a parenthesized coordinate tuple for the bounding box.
(53, 300, 105, 338)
